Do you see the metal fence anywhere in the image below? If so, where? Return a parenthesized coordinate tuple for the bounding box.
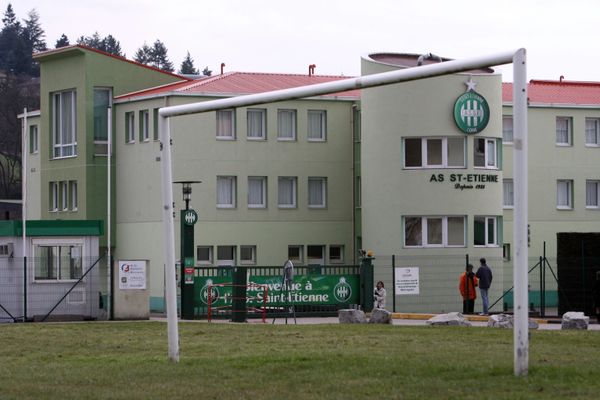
(0, 256, 109, 323)
(193, 264, 360, 319)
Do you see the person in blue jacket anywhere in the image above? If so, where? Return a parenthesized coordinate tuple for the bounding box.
(476, 258, 493, 315)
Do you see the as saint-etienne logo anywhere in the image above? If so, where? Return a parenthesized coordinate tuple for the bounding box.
(453, 78, 490, 134)
(333, 277, 352, 303)
(200, 279, 220, 305)
(183, 209, 198, 226)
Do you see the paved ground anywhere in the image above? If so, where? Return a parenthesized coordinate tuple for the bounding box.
(155, 314, 600, 330)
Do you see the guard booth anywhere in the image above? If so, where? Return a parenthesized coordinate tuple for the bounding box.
(0, 220, 104, 322)
(557, 232, 600, 317)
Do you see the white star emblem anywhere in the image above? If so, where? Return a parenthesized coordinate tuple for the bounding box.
(465, 77, 477, 92)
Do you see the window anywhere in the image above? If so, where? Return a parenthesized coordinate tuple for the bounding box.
(247, 109, 266, 140)
(556, 117, 572, 146)
(404, 137, 465, 168)
(34, 243, 83, 281)
(404, 216, 465, 247)
(307, 110, 326, 141)
(503, 179, 514, 208)
(49, 182, 58, 212)
(52, 90, 77, 158)
(70, 181, 78, 211)
(355, 176, 361, 208)
(0, 243, 13, 257)
(60, 181, 68, 211)
(29, 125, 39, 154)
(93, 88, 111, 155)
(288, 245, 303, 264)
(585, 118, 600, 146)
(139, 110, 149, 142)
(278, 177, 297, 208)
(329, 245, 344, 263)
(240, 245, 256, 265)
(308, 177, 326, 208)
(125, 112, 135, 143)
(557, 180, 573, 209)
(474, 138, 498, 169)
(248, 176, 266, 208)
(217, 176, 236, 208)
(216, 109, 235, 139)
(216, 245, 236, 266)
(153, 108, 160, 141)
(474, 216, 499, 247)
(502, 115, 513, 143)
(503, 243, 511, 261)
(197, 246, 213, 265)
(307, 245, 325, 265)
(586, 180, 600, 208)
(277, 109, 296, 140)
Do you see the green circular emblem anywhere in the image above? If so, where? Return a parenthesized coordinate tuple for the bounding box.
(183, 209, 198, 226)
(453, 91, 490, 134)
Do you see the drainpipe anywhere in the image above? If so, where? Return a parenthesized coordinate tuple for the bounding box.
(107, 106, 112, 320)
(21, 108, 27, 322)
(221, 63, 225, 75)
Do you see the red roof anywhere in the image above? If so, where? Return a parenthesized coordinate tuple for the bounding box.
(116, 71, 360, 101)
(503, 80, 600, 105)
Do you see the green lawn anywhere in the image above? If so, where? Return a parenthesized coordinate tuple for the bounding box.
(0, 321, 598, 399)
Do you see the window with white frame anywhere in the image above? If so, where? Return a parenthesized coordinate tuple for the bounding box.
(247, 176, 267, 208)
(307, 245, 325, 265)
(34, 241, 83, 281)
(585, 118, 600, 146)
(49, 182, 58, 212)
(474, 216, 499, 247)
(196, 246, 213, 265)
(307, 110, 326, 141)
(247, 109, 266, 140)
(474, 138, 498, 169)
(216, 109, 235, 139)
(217, 176, 236, 208)
(308, 177, 326, 208)
(240, 245, 256, 264)
(52, 90, 77, 158)
(404, 216, 465, 247)
(586, 180, 600, 208)
(557, 179, 573, 209)
(60, 181, 68, 211)
(30, 125, 39, 154)
(404, 137, 465, 168)
(70, 181, 78, 211)
(140, 110, 149, 142)
(277, 109, 296, 140)
(503, 179, 514, 208)
(556, 117, 572, 146)
(329, 245, 344, 263)
(288, 245, 303, 263)
(278, 176, 297, 208)
(125, 112, 135, 143)
(502, 115, 513, 143)
(216, 245, 236, 266)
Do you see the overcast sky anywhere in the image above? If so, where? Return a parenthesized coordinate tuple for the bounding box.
(8, 0, 599, 82)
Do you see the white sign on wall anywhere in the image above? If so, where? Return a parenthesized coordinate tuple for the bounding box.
(395, 267, 420, 295)
(118, 260, 147, 290)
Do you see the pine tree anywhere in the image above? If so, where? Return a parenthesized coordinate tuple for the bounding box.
(202, 66, 212, 76)
(23, 9, 46, 52)
(100, 34, 123, 57)
(77, 32, 102, 49)
(149, 39, 174, 73)
(179, 51, 198, 75)
(0, 4, 29, 75)
(134, 42, 152, 64)
(55, 34, 70, 48)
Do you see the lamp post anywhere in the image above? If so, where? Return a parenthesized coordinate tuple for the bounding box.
(174, 181, 201, 319)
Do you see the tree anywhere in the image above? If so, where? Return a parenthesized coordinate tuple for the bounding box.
(202, 66, 212, 77)
(0, 4, 29, 75)
(77, 32, 124, 57)
(23, 9, 46, 52)
(55, 34, 70, 48)
(134, 39, 174, 73)
(179, 51, 198, 75)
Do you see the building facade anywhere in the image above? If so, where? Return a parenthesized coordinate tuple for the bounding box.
(19, 46, 600, 313)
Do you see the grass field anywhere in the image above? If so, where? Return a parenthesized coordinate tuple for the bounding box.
(0, 321, 599, 399)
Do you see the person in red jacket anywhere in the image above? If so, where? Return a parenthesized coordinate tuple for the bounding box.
(459, 264, 478, 314)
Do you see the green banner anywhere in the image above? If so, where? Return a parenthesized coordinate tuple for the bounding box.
(195, 274, 359, 307)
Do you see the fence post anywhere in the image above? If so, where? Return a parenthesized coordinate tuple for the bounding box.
(392, 255, 396, 313)
(231, 266, 247, 322)
(360, 255, 374, 312)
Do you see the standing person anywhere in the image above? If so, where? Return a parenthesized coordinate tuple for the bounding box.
(373, 281, 386, 309)
(459, 264, 478, 314)
(476, 258, 493, 316)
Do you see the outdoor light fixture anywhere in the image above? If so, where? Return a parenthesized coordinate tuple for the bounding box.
(174, 181, 201, 210)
